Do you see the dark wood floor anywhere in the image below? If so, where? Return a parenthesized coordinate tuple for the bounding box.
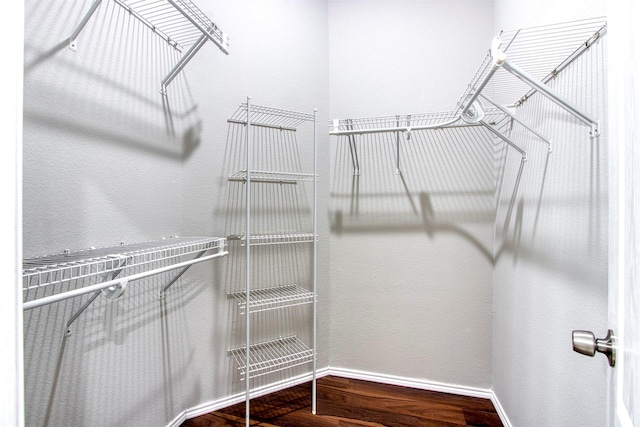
(181, 376, 503, 427)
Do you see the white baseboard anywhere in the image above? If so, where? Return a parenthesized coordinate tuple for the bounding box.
(489, 390, 513, 427)
(173, 367, 512, 427)
(168, 368, 330, 427)
(326, 366, 494, 400)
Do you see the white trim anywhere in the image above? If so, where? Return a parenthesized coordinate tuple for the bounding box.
(489, 390, 513, 427)
(327, 366, 493, 399)
(174, 367, 514, 427)
(171, 368, 330, 426)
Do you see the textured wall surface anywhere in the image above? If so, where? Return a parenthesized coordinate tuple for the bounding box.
(491, 1, 609, 426)
(327, 0, 496, 389)
(22, 1, 329, 425)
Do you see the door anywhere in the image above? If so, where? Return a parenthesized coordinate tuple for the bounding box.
(608, 0, 639, 425)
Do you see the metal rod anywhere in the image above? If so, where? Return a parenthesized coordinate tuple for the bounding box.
(245, 96, 252, 427)
(346, 119, 360, 175)
(159, 250, 207, 296)
(501, 59, 599, 130)
(479, 120, 527, 160)
(479, 94, 552, 151)
(227, 119, 297, 132)
(64, 290, 101, 336)
(68, 0, 103, 49)
(160, 34, 207, 93)
(312, 108, 318, 416)
(395, 116, 401, 175)
(23, 250, 228, 310)
(461, 62, 502, 115)
(164, 0, 230, 54)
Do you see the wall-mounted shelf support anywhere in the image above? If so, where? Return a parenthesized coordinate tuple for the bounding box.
(68, 0, 103, 51)
(500, 58, 600, 138)
(158, 250, 208, 298)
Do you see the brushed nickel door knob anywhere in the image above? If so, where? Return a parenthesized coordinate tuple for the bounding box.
(572, 329, 616, 367)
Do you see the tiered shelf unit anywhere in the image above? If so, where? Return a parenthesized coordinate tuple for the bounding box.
(225, 99, 318, 426)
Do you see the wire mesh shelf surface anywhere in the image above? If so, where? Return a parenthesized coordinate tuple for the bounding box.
(23, 236, 227, 306)
(227, 233, 316, 246)
(229, 284, 314, 314)
(329, 110, 462, 134)
(228, 170, 315, 185)
(228, 103, 316, 130)
(457, 17, 607, 109)
(228, 336, 314, 380)
(114, 0, 229, 52)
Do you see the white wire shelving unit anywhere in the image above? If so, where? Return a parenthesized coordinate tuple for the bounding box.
(329, 17, 607, 174)
(226, 99, 318, 426)
(68, 0, 230, 94)
(22, 236, 227, 335)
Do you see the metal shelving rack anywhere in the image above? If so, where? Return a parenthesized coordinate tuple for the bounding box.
(329, 17, 607, 173)
(23, 236, 228, 335)
(226, 99, 318, 426)
(68, 0, 230, 94)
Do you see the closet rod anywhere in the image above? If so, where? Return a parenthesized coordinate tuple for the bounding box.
(23, 250, 227, 310)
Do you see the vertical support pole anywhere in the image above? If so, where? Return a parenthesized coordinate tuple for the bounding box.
(245, 97, 252, 427)
(346, 119, 360, 176)
(395, 115, 401, 175)
(312, 108, 318, 415)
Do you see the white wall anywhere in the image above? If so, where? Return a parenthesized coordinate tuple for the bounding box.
(22, 0, 329, 425)
(328, 0, 496, 389)
(491, 1, 609, 426)
(2, 2, 24, 426)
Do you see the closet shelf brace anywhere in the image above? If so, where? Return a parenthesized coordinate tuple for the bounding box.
(68, 0, 230, 95)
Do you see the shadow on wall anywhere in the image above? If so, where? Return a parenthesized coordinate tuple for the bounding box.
(329, 125, 504, 264)
(23, 0, 202, 160)
(22, 266, 215, 426)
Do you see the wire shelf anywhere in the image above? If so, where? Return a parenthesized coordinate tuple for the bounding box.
(329, 110, 462, 135)
(228, 336, 314, 380)
(227, 233, 316, 246)
(228, 103, 316, 130)
(457, 17, 607, 109)
(69, 0, 229, 93)
(228, 170, 315, 185)
(23, 236, 227, 309)
(114, 0, 229, 52)
(229, 284, 314, 314)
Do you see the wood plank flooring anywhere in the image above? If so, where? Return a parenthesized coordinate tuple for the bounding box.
(181, 376, 503, 427)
